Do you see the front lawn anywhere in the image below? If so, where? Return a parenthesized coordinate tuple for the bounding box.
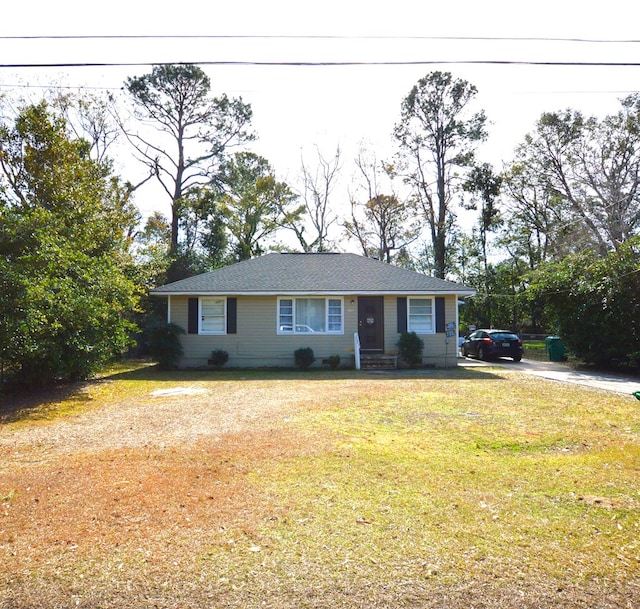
(1, 364, 638, 608)
(523, 340, 548, 361)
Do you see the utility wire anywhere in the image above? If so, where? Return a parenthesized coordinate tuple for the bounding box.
(3, 60, 640, 69)
(1, 34, 640, 43)
(2, 34, 640, 69)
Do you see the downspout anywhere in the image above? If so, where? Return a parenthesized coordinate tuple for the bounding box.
(455, 293, 460, 358)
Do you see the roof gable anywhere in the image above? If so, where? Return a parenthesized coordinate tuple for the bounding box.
(151, 252, 475, 295)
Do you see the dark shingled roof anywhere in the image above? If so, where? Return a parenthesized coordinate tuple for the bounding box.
(151, 252, 475, 295)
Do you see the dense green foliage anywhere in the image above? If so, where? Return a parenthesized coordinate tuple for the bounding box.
(294, 347, 315, 369)
(526, 237, 640, 366)
(209, 348, 229, 368)
(146, 322, 185, 370)
(396, 331, 425, 368)
(219, 152, 302, 261)
(0, 102, 139, 385)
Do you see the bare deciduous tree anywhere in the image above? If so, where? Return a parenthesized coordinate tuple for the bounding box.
(285, 146, 341, 252)
(344, 149, 419, 263)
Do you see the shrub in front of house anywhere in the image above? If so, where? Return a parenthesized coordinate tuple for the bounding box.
(208, 349, 229, 368)
(327, 354, 341, 370)
(397, 331, 424, 369)
(294, 347, 315, 370)
(148, 322, 185, 370)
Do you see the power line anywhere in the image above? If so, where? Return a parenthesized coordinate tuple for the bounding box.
(3, 59, 640, 69)
(3, 33, 640, 69)
(1, 34, 640, 43)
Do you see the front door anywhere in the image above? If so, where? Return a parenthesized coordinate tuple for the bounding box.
(358, 296, 384, 352)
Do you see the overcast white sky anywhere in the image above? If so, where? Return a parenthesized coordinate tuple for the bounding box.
(2, 0, 640, 228)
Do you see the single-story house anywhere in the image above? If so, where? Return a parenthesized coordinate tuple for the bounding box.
(150, 252, 476, 369)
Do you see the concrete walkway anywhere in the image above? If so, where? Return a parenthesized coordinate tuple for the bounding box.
(458, 356, 640, 398)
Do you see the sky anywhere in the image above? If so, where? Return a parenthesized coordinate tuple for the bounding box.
(2, 0, 640, 233)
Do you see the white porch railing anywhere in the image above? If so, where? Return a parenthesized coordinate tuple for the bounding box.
(354, 332, 361, 370)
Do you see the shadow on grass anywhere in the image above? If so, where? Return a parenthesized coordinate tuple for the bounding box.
(0, 380, 96, 424)
(0, 360, 507, 424)
(104, 362, 508, 383)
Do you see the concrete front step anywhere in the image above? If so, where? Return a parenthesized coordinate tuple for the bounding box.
(360, 354, 398, 370)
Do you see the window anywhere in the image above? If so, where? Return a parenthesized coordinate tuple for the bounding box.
(278, 298, 343, 334)
(279, 299, 294, 332)
(328, 299, 342, 332)
(200, 297, 226, 334)
(408, 298, 434, 334)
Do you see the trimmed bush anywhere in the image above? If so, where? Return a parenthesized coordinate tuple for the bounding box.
(209, 349, 229, 368)
(397, 331, 424, 369)
(327, 354, 341, 370)
(294, 347, 315, 370)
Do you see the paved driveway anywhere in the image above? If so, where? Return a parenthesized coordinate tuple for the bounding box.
(458, 356, 640, 397)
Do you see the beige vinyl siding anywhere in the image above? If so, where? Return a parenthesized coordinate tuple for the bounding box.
(383, 295, 459, 367)
(170, 295, 359, 368)
(427, 294, 460, 367)
(169, 293, 459, 368)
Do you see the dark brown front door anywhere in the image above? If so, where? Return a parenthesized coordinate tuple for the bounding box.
(358, 296, 384, 352)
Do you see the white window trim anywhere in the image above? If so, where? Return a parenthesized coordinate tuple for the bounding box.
(199, 296, 227, 335)
(277, 297, 344, 335)
(408, 297, 436, 335)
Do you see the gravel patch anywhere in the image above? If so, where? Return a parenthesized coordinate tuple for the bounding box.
(0, 380, 311, 460)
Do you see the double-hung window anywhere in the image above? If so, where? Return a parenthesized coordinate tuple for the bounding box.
(200, 297, 226, 334)
(408, 298, 434, 334)
(278, 298, 344, 334)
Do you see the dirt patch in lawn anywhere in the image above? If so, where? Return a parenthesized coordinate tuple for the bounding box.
(1, 376, 320, 454)
(1, 428, 306, 560)
(1, 375, 334, 607)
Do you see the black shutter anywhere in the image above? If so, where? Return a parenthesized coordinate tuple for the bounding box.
(397, 297, 407, 333)
(188, 298, 199, 334)
(435, 297, 445, 333)
(227, 297, 237, 334)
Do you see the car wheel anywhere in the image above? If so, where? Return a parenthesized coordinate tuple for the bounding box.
(461, 346, 468, 357)
(512, 355, 522, 362)
(478, 346, 486, 361)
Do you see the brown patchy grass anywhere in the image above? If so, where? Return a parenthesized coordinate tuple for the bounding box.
(1, 364, 639, 608)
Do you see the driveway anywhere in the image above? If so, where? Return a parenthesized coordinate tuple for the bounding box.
(458, 356, 640, 397)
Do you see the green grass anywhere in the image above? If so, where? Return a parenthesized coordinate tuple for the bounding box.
(523, 340, 549, 361)
(247, 378, 638, 588)
(190, 369, 639, 606)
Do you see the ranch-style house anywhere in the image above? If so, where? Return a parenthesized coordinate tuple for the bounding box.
(150, 252, 476, 369)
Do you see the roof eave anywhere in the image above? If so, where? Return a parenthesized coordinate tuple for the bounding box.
(151, 289, 477, 297)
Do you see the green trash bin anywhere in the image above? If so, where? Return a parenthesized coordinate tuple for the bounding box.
(545, 336, 566, 362)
